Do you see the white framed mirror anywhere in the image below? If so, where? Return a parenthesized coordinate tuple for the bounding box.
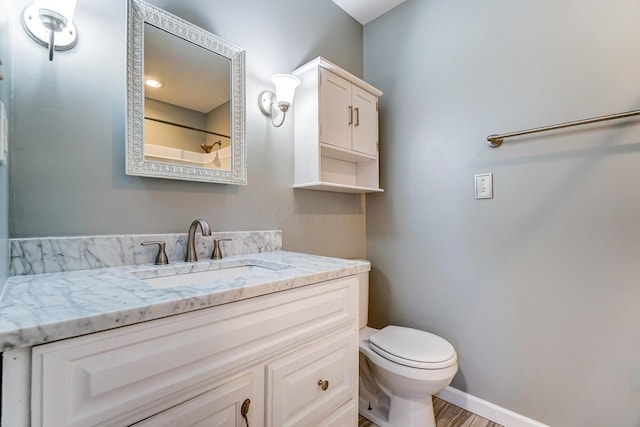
(126, 0, 246, 184)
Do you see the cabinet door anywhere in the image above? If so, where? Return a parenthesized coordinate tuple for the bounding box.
(351, 85, 378, 157)
(265, 329, 357, 427)
(130, 372, 256, 427)
(320, 69, 352, 150)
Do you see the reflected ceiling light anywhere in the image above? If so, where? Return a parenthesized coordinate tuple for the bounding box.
(259, 74, 301, 127)
(22, 0, 79, 62)
(145, 79, 164, 88)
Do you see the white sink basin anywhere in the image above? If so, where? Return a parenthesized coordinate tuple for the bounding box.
(137, 265, 276, 289)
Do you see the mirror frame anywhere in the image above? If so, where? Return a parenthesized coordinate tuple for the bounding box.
(126, 0, 246, 185)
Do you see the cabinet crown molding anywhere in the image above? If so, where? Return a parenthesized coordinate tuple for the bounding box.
(293, 56, 383, 97)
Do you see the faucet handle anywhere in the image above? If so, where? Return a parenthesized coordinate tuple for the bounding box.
(211, 239, 232, 260)
(141, 241, 169, 265)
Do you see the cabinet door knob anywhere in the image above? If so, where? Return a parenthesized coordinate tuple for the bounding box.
(348, 106, 353, 125)
(354, 107, 360, 127)
(241, 398, 251, 427)
(317, 379, 329, 391)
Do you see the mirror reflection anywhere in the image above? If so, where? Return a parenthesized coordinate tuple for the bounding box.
(126, 0, 246, 185)
(143, 23, 231, 171)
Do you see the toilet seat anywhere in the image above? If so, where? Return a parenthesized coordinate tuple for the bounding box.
(369, 326, 456, 370)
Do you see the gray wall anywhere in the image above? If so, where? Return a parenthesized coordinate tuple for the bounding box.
(364, 1, 640, 426)
(206, 101, 231, 149)
(9, 0, 366, 259)
(0, 0, 12, 288)
(145, 99, 209, 151)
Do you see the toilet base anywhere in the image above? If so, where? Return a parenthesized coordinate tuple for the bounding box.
(358, 393, 436, 427)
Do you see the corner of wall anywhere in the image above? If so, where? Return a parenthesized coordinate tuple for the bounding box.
(0, 0, 13, 291)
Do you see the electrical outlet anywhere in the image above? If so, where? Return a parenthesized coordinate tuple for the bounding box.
(474, 173, 493, 199)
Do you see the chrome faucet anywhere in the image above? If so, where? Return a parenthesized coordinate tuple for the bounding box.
(185, 218, 211, 262)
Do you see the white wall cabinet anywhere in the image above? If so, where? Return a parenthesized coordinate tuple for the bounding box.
(293, 57, 384, 193)
(14, 276, 358, 427)
(320, 70, 378, 158)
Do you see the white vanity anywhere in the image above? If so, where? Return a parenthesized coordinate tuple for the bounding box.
(1, 231, 367, 426)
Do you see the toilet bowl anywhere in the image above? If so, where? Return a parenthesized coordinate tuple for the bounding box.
(357, 270, 458, 427)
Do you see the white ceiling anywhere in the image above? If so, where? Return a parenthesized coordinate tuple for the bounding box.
(144, 23, 230, 114)
(332, 0, 407, 25)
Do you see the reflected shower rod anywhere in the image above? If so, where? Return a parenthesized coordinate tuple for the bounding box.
(144, 116, 230, 139)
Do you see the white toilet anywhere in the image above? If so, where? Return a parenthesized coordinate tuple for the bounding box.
(357, 270, 458, 427)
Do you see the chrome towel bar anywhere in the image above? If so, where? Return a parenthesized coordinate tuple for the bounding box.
(487, 109, 640, 147)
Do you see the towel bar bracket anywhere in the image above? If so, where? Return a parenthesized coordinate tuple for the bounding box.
(487, 136, 503, 148)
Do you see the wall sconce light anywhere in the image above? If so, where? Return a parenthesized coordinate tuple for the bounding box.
(22, 0, 79, 61)
(259, 74, 301, 127)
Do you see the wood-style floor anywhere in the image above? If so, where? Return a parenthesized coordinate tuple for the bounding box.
(358, 396, 503, 427)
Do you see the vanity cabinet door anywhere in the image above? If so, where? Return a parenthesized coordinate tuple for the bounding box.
(130, 371, 257, 427)
(265, 328, 357, 427)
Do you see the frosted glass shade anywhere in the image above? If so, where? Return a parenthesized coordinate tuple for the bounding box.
(271, 74, 301, 109)
(35, 0, 77, 23)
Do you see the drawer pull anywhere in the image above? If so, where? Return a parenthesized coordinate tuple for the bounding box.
(241, 398, 251, 427)
(317, 379, 330, 391)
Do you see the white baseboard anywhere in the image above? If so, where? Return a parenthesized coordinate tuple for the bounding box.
(436, 386, 549, 427)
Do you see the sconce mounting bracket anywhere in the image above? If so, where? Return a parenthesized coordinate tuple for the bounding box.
(22, 5, 78, 52)
(258, 90, 276, 117)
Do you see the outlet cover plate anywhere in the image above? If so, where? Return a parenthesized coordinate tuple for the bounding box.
(475, 173, 493, 199)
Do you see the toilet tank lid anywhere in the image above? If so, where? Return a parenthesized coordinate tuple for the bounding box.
(369, 325, 456, 364)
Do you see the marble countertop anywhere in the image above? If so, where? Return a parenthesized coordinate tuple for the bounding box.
(0, 251, 369, 351)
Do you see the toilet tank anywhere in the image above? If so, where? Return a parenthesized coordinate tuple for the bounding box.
(357, 270, 369, 330)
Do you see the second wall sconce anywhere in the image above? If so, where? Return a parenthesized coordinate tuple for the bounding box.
(259, 74, 301, 127)
(22, 0, 79, 61)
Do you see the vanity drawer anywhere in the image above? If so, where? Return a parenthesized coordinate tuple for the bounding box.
(265, 328, 357, 427)
(129, 371, 255, 427)
(31, 276, 357, 427)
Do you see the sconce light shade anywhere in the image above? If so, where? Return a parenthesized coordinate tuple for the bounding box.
(271, 74, 301, 112)
(22, 0, 79, 61)
(259, 73, 301, 128)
